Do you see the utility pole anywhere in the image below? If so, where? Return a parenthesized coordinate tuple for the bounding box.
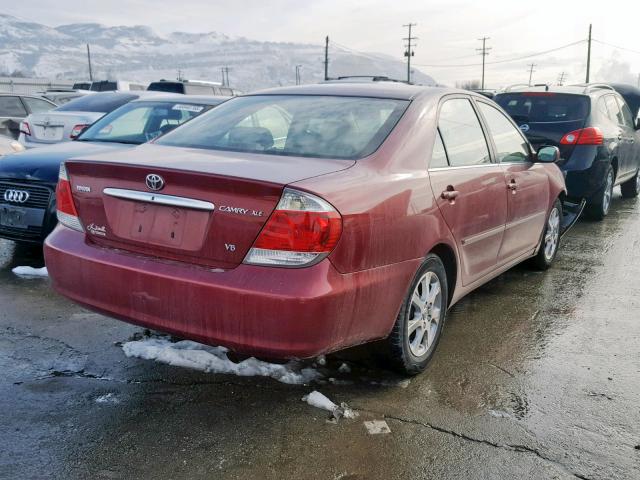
(403, 23, 417, 83)
(586, 24, 592, 83)
(86, 44, 93, 82)
(177, 69, 183, 81)
(476, 37, 491, 90)
(295, 65, 302, 85)
(558, 71, 567, 86)
(221, 67, 230, 86)
(527, 63, 537, 86)
(324, 36, 329, 81)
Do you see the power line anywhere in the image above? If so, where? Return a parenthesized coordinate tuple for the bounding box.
(403, 23, 417, 83)
(414, 39, 586, 67)
(476, 37, 491, 89)
(592, 39, 640, 55)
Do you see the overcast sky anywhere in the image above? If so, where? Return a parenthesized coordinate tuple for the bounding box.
(4, 0, 640, 87)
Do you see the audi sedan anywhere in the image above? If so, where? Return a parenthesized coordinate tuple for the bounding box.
(45, 83, 573, 374)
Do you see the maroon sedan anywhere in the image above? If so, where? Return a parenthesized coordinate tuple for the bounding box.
(45, 84, 567, 374)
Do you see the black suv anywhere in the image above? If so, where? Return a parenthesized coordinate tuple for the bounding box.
(495, 84, 640, 220)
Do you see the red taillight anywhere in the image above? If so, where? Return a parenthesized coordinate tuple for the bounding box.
(69, 124, 89, 139)
(244, 189, 342, 267)
(560, 127, 603, 146)
(56, 163, 84, 232)
(19, 121, 31, 136)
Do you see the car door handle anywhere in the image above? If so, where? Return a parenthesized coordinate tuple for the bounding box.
(441, 187, 459, 201)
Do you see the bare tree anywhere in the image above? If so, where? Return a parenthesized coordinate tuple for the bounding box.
(455, 80, 481, 90)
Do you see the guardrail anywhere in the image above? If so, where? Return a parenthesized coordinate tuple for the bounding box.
(0, 77, 75, 95)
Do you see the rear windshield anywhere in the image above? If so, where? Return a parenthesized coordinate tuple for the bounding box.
(495, 93, 590, 123)
(156, 95, 409, 160)
(55, 93, 138, 113)
(148, 82, 185, 94)
(78, 101, 211, 145)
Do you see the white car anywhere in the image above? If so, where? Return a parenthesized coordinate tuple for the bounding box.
(18, 92, 154, 149)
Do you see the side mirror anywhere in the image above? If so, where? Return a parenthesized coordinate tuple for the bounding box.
(536, 145, 560, 163)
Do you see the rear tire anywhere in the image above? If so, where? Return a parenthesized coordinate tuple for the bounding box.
(384, 254, 448, 375)
(531, 198, 561, 271)
(585, 165, 614, 221)
(620, 169, 640, 199)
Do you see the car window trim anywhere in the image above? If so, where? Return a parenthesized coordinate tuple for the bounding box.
(435, 93, 495, 168)
(473, 97, 534, 164)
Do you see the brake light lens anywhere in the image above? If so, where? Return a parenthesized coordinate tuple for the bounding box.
(69, 124, 89, 139)
(19, 121, 31, 136)
(560, 127, 603, 145)
(56, 163, 84, 232)
(244, 188, 342, 267)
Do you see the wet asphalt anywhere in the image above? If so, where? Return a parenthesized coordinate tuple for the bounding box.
(1, 190, 639, 480)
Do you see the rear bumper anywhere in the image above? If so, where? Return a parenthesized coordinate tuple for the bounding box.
(44, 226, 419, 359)
(561, 145, 611, 201)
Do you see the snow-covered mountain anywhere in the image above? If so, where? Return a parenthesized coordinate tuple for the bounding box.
(0, 14, 436, 92)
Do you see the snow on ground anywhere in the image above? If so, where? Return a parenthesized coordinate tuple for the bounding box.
(302, 390, 358, 419)
(12, 266, 48, 277)
(122, 337, 321, 385)
(95, 393, 120, 404)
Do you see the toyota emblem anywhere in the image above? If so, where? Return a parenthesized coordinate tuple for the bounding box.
(145, 174, 164, 191)
(3, 189, 30, 203)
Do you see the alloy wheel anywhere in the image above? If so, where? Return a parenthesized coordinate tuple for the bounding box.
(407, 271, 443, 357)
(544, 207, 560, 261)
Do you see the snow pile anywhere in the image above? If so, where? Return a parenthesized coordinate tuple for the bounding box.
(122, 337, 321, 385)
(95, 393, 120, 404)
(12, 266, 48, 277)
(302, 390, 358, 419)
(364, 420, 391, 434)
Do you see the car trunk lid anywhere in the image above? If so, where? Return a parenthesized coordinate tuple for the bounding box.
(28, 111, 104, 143)
(64, 144, 354, 269)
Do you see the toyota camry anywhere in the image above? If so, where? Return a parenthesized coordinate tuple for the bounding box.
(44, 83, 574, 374)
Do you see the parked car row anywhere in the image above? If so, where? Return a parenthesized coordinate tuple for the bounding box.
(0, 93, 228, 243)
(2, 80, 638, 375)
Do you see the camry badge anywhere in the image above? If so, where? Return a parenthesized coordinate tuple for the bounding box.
(519, 124, 530, 133)
(145, 174, 164, 191)
(3, 189, 30, 203)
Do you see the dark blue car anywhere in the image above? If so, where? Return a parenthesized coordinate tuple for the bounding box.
(496, 84, 640, 220)
(0, 94, 227, 244)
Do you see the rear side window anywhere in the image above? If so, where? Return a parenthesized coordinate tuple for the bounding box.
(55, 93, 138, 113)
(616, 97, 635, 128)
(478, 102, 530, 163)
(495, 93, 590, 123)
(438, 98, 491, 166)
(0, 96, 27, 117)
(22, 97, 55, 114)
(604, 95, 624, 125)
(429, 130, 449, 168)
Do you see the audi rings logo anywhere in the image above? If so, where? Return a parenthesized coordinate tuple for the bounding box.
(3, 189, 30, 203)
(145, 174, 164, 191)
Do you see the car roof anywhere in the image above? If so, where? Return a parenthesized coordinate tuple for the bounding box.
(130, 94, 230, 105)
(497, 84, 619, 97)
(245, 82, 457, 101)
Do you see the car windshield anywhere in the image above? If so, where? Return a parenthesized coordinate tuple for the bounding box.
(77, 101, 210, 144)
(156, 94, 410, 160)
(495, 93, 590, 123)
(55, 93, 138, 113)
